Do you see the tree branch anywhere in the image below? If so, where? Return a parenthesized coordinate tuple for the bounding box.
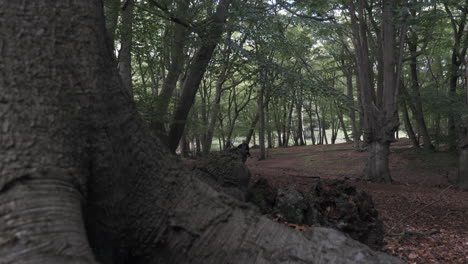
(146, 0, 193, 29)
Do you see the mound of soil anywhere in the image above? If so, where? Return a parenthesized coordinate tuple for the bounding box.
(247, 178, 385, 250)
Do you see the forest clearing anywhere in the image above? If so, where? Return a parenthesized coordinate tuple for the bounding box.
(246, 140, 468, 264)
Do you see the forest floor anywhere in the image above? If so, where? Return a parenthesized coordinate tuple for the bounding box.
(246, 139, 468, 264)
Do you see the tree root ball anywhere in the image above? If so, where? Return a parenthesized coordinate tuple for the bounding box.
(192, 151, 385, 251)
(247, 178, 385, 250)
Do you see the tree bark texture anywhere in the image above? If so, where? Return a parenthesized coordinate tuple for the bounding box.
(0, 1, 403, 264)
(364, 142, 392, 182)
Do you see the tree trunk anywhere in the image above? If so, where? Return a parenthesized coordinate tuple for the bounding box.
(152, 3, 188, 133)
(245, 113, 259, 145)
(457, 56, 468, 190)
(258, 83, 266, 160)
(284, 100, 295, 147)
(338, 107, 351, 143)
(402, 99, 419, 148)
(408, 37, 433, 150)
(314, 103, 322, 144)
(225, 112, 240, 150)
(118, 0, 134, 96)
(1, 2, 403, 264)
(103, 0, 120, 47)
(266, 100, 274, 148)
(181, 131, 191, 157)
(365, 142, 392, 183)
(350, 0, 399, 182)
(203, 82, 223, 153)
(345, 65, 361, 148)
(308, 112, 316, 145)
(296, 94, 306, 146)
(445, 4, 467, 151)
(400, 81, 420, 148)
(458, 146, 468, 190)
(281, 103, 288, 146)
(168, 0, 232, 152)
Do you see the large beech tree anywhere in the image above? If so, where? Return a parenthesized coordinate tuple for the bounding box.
(0, 1, 403, 263)
(349, 0, 402, 183)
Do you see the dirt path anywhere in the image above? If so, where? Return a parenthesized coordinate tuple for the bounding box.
(246, 140, 468, 264)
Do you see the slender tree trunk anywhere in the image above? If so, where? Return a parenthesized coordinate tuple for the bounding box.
(272, 103, 282, 147)
(448, 56, 461, 151)
(400, 81, 420, 147)
(445, 4, 467, 151)
(345, 66, 361, 148)
(308, 112, 316, 145)
(315, 103, 322, 144)
(246, 113, 259, 145)
(118, 0, 134, 96)
(338, 108, 351, 143)
(152, 5, 188, 132)
(148, 57, 159, 96)
(266, 100, 274, 148)
(103, 0, 120, 47)
(331, 120, 337, 144)
(225, 113, 240, 150)
(458, 56, 468, 190)
(402, 100, 419, 148)
(285, 100, 295, 147)
(321, 108, 328, 145)
(408, 38, 433, 150)
(258, 83, 266, 160)
(137, 55, 148, 94)
(203, 83, 222, 153)
(296, 94, 306, 146)
(168, 0, 232, 152)
(323, 124, 329, 145)
(281, 103, 288, 146)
